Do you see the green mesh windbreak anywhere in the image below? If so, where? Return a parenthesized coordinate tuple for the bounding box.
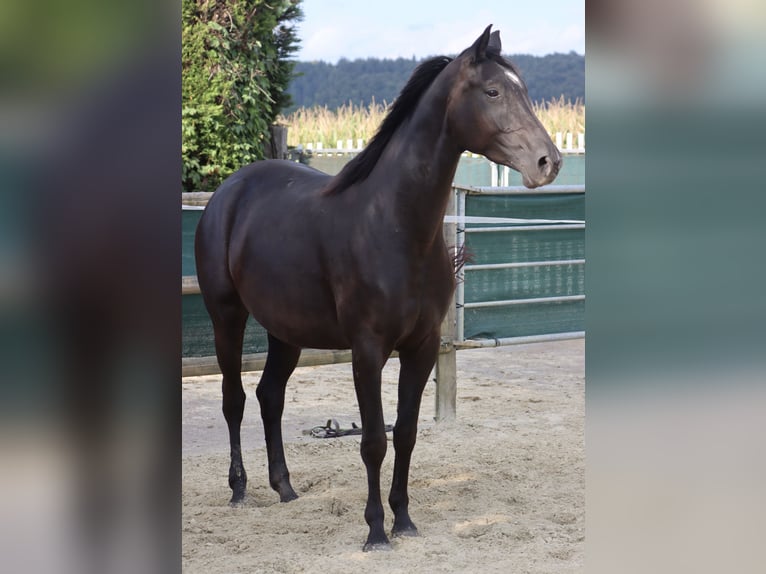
(463, 299, 585, 340)
(461, 192, 584, 340)
(465, 227, 584, 266)
(465, 263, 584, 303)
(182, 208, 203, 277)
(182, 294, 269, 358)
(466, 192, 585, 223)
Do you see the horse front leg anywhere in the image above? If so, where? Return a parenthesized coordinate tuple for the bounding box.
(389, 331, 440, 537)
(351, 341, 391, 551)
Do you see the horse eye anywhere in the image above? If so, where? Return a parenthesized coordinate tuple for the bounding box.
(485, 88, 500, 98)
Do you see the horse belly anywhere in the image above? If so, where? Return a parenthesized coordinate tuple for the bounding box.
(234, 254, 349, 350)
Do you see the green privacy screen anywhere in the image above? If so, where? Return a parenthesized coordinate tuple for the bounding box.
(460, 190, 584, 340)
(182, 293, 269, 357)
(182, 208, 202, 277)
(464, 299, 585, 340)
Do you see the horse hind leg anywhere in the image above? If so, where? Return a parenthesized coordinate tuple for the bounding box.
(255, 333, 301, 502)
(389, 331, 440, 537)
(208, 296, 250, 505)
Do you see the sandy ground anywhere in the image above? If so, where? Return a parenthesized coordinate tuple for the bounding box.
(182, 339, 584, 573)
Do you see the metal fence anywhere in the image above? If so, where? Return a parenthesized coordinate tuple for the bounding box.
(450, 183, 585, 349)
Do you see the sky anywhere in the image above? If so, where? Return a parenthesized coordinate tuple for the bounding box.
(294, 0, 584, 63)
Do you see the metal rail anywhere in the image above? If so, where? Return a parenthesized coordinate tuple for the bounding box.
(466, 223, 584, 232)
(455, 331, 585, 349)
(453, 184, 585, 343)
(463, 295, 585, 309)
(455, 183, 585, 195)
(465, 259, 585, 271)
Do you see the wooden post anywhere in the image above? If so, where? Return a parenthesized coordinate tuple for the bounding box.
(265, 125, 288, 159)
(435, 187, 458, 421)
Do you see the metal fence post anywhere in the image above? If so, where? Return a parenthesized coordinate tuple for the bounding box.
(435, 187, 458, 421)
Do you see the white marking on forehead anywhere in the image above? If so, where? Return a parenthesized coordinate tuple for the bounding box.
(504, 69, 521, 86)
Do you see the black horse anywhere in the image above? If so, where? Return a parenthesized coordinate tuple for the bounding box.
(195, 26, 561, 551)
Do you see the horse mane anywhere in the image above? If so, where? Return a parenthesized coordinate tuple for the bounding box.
(322, 56, 453, 195)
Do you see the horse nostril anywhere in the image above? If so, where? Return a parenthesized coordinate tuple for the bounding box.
(538, 154, 561, 176)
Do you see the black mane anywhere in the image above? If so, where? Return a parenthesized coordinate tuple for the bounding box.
(322, 56, 453, 195)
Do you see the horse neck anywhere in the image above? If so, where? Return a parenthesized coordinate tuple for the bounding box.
(369, 82, 462, 249)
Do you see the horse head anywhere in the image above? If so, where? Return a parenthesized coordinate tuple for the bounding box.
(447, 25, 562, 188)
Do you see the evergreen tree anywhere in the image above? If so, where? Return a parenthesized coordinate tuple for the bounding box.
(182, 0, 303, 192)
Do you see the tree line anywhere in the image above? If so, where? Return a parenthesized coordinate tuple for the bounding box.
(286, 51, 584, 111)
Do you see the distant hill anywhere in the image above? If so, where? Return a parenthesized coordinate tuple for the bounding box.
(286, 52, 584, 111)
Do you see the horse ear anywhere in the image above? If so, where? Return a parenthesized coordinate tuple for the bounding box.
(470, 25, 493, 62)
(488, 30, 501, 55)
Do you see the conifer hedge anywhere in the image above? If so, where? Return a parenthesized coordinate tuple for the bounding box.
(182, 0, 302, 192)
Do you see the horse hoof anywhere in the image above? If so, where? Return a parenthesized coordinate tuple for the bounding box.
(392, 525, 419, 538)
(229, 493, 246, 506)
(392, 516, 419, 538)
(279, 490, 299, 503)
(363, 540, 393, 552)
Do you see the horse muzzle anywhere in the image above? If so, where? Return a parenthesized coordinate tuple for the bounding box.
(520, 146, 562, 188)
